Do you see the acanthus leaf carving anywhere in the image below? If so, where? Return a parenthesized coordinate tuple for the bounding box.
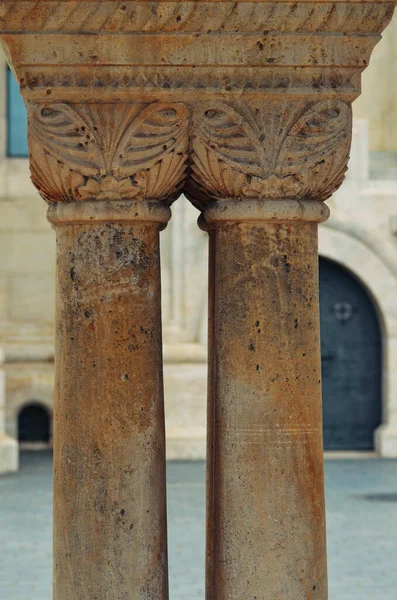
(29, 150, 86, 205)
(117, 104, 189, 177)
(28, 98, 352, 207)
(190, 100, 352, 205)
(193, 103, 268, 178)
(29, 102, 189, 204)
(29, 104, 104, 176)
(278, 101, 351, 176)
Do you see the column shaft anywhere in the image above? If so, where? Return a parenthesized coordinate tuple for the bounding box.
(205, 204, 328, 599)
(51, 202, 169, 600)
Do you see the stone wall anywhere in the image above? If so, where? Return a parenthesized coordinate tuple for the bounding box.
(354, 17, 397, 153)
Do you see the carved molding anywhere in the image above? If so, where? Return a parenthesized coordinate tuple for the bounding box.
(27, 98, 351, 206)
(1, 1, 393, 102)
(20, 66, 360, 97)
(29, 102, 189, 203)
(0, 2, 393, 34)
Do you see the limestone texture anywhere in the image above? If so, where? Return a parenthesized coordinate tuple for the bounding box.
(49, 201, 170, 600)
(203, 202, 329, 599)
(0, 1, 395, 599)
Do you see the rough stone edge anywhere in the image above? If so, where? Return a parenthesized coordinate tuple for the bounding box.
(375, 424, 397, 458)
(0, 435, 19, 474)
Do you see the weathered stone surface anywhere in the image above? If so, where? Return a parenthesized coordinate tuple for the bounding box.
(0, 1, 394, 599)
(49, 200, 169, 600)
(0, 1, 393, 208)
(203, 201, 329, 599)
(29, 102, 189, 204)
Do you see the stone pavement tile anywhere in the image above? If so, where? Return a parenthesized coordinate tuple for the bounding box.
(1, 454, 397, 599)
(167, 463, 205, 600)
(325, 459, 397, 600)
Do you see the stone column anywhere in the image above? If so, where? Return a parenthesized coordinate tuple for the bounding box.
(0, 348, 18, 474)
(0, 1, 394, 598)
(49, 200, 170, 599)
(0, 7, 189, 594)
(183, 4, 394, 598)
(30, 100, 187, 596)
(202, 199, 329, 598)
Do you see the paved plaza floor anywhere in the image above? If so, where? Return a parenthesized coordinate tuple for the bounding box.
(1, 452, 397, 599)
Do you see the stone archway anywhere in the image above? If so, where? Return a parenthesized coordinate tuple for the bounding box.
(319, 256, 382, 450)
(319, 224, 397, 456)
(18, 402, 51, 446)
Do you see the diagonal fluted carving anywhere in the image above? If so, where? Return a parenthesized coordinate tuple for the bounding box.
(0, 2, 394, 34)
(29, 102, 189, 203)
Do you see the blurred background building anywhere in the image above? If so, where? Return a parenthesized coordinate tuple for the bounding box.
(1, 16, 397, 463)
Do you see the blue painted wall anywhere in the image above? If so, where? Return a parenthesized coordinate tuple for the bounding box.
(7, 67, 28, 157)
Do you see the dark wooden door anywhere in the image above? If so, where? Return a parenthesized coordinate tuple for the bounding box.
(319, 257, 382, 450)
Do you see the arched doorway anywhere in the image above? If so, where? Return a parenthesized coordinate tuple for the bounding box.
(319, 257, 382, 450)
(18, 403, 51, 445)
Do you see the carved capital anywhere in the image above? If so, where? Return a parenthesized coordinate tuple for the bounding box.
(28, 102, 189, 204)
(27, 97, 351, 207)
(187, 99, 352, 208)
(0, 0, 394, 208)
